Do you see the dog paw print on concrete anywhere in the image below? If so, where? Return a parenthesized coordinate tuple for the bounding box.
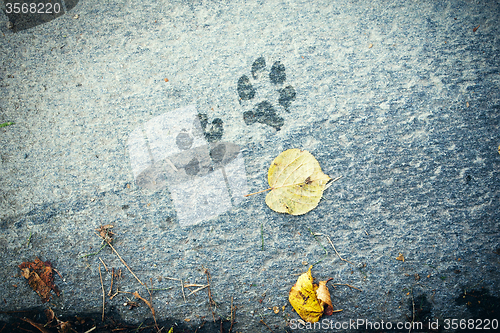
(127, 105, 248, 227)
(237, 57, 296, 131)
(197, 113, 224, 143)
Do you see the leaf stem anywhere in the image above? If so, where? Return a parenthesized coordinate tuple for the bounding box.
(245, 187, 272, 197)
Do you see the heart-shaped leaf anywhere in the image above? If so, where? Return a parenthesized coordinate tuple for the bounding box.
(265, 149, 331, 215)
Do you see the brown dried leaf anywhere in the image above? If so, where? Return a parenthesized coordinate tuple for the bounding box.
(315, 278, 334, 316)
(18, 258, 60, 303)
(96, 225, 114, 242)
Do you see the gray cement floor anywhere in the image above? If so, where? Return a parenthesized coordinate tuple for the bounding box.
(1, 0, 499, 332)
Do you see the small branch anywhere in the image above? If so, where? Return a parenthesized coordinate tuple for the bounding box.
(98, 264, 105, 322)
(186, 285, 209, 296)
(229, 296, 235, 333)
(98, 257, 108, 272)
(108, 268, 114, 296)
(163, 276, 186, 303)
(21, 318, 50, 333)
(101, 237, 145, 288)
(332, 283, 362, 292)
(259, 319, 274, 333)
(204, 267, 216, 323)
(314, 233, 354, 265)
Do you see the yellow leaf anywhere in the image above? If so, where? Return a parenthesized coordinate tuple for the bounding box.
(265, 149, 331, 215)
(396, 253, 404, 262)
(289, 266, 323, 322)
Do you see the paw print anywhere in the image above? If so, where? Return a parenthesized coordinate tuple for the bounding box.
(237, 57, 296, 131)
(197, 113, 224, 143)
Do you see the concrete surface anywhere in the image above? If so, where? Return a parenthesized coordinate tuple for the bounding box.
(1, 0, 499, 332)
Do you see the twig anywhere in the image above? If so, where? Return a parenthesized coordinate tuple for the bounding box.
(100, 237, 144, 287)
(95, 227, 160, 332)
(204, 267, 216, 323)
(53, 268, 63, 280)
(98, 264, 105, 322)
(259, 319, 274, 333)
(186, 285, 209, 296)
(99, 257, 108, 272)
(133, 291, 158, 329)
(332, 283, 362, 292)
(83, 327, 96, 333)
(229, 296, 235, 333)
(163, 276, 186, 303)
(180, 278, 186, 303)
(109, 287, 119, 300)
(194, 321, 206, 333)
(184, 283, 206, 288)
(314, 233, 354, 265)
(21, 318, 50, 333)
(108, 268, 114, 296)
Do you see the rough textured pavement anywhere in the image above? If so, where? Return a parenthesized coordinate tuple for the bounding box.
(1, 0, 499, 332)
